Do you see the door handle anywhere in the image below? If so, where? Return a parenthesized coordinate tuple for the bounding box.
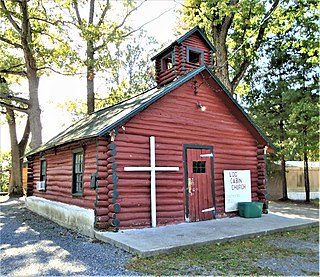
(188, 178, 193, 194)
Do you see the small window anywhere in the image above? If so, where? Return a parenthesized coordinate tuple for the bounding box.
(193, 161, 206, 173)
(40, 160, 46, 181)
(72, 149, 84, 195)
(162, 53, 173, 71)
(187, 47, 204, 65)
(189, 50, 201, 65)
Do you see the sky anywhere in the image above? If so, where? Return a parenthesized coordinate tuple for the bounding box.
(0, 0, 184, 152)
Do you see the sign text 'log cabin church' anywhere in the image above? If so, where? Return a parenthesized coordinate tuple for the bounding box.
(26, 27, 275, 234)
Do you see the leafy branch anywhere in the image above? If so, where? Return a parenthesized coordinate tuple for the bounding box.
(231, 0, 280, 91)
(0, 101, 29, 113)
(0, 0, 22, 33)
(0, 35, 23, 48)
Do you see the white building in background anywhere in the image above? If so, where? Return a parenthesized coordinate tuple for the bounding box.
(267, 161, 320, 200)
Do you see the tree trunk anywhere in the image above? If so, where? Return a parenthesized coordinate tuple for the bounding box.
(280, 154, 288, 200)
(210, 16, 234, 94)
(28, 72, 42, 149)
(7, 110, 30, 197)
(212, 33, 233, 93)
(303, 151, 310, 202)
(20, 0, 42, 149)
(86, 40, 95, 114)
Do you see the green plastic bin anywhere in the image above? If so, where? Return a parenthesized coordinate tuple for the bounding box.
(238, 202, 263, 218)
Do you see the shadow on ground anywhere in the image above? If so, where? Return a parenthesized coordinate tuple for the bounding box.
(269, 200, 319, 220)
(0, 197, 137, 276)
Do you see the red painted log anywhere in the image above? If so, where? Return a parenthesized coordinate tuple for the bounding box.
(108, 212, 117, 219)
(96, 180, 108, 188)
(157, 210, 184, 218)
(96, 215, 109, 222)
(157, 204, 184, 212)
(117, 198, 150, 207)
(97, 172, 108, 179)
(95, 200, 109, 207)
(95, 222, 111, 229)
(96, 153, 108, 160)
(82, 190, 96, 197)
(97, 139, 109, 147)
(120, 206, 150, 213)
(108, 203, 121, 213)
(95, 208, 109, 216)
(107, 175, 114, 183)
(98, 144, 109, 150)
(96, 194, 108, 201)
(119, 220, 149, 228)
(117, 212, 150, 221)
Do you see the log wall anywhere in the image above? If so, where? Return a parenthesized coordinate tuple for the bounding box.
(28, 139, 98, 209)
(114, 74, 264, 229)
(94, 137, 122, 230)
(257, 144, 268, 213)
(155, 33, 213, 86)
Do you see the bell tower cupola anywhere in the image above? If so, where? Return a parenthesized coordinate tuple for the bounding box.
(151, 26, 215, 87)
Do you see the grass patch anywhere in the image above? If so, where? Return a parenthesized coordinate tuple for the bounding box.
(310, 198, 320, 208)
(275, 198, 320, 208)
(126, 226, 319, 276)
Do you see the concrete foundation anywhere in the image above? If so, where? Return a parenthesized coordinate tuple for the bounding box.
(25, 196, 95, 237)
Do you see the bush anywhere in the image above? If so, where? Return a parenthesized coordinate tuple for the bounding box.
(0, 152, 11, 192)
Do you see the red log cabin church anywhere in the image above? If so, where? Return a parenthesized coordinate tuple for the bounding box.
(26, 27, 275, 235)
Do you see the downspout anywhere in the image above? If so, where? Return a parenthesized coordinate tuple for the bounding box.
(263, 145, 269, 214)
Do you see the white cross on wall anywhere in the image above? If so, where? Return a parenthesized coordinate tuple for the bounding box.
(124, 136, 179, 227)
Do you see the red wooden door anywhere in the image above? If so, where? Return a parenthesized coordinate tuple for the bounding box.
(186, 148, 214, 222)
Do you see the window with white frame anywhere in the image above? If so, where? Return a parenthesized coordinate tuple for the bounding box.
(72, 149, 84, 195)
(40, 160, 47, 182)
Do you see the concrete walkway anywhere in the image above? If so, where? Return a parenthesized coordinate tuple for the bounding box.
(95, 202, 319, 256)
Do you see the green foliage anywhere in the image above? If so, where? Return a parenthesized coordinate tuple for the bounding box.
(178, 0, 283, 93)
(58, 30, 157, 121)
(244, 0, 319, 163)
(101, 31, 157, 106)
(54, 0, 155, 113)
(288, 93, 319, 161)
(0, 151, 11, 192)
(57, 99, 87, 123)
(60, 0, 137, 74)
(0, 0, 78, 76)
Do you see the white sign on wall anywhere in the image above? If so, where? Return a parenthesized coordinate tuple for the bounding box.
(224, 170, 252, 212)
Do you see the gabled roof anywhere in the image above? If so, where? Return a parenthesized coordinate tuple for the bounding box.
(26, 66, 276, 157)
(151, 26, 216, 61)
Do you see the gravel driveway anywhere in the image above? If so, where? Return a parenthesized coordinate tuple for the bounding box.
(1, 197, 319, 276)
(0, 197, 139, 276)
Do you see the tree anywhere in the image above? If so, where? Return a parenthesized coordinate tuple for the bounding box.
(58, 30, 157, 120)
(0, 0, 76, 148)
(0, 0, 75, 196)
(289, 93, 319, 202)
(63, 0, 150, 114)
(0, 77, 30, 196)
(244, 0, 319, 201)
(0, 151, 11, 192)
(178, 0, 281, 94)
(244, 53, 291, 200)
(101, 30, 156, 106)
